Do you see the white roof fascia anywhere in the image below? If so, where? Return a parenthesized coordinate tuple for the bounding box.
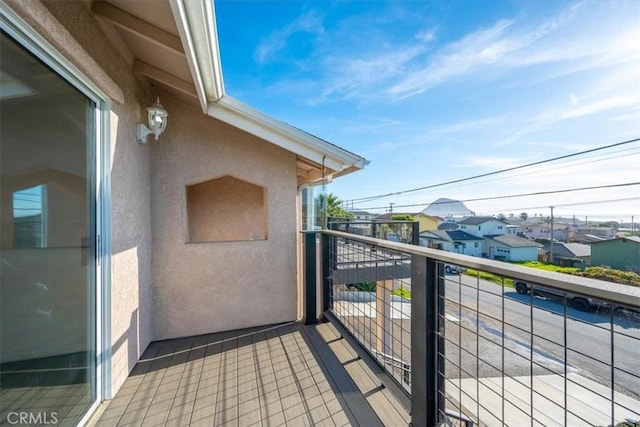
(209, 96, 368, 174)
(170, 0, 224, 112)
(172, 0, 368, 175)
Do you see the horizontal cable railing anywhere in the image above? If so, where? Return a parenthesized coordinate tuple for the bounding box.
(304, 230, 640, 427)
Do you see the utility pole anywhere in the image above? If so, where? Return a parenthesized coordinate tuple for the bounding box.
(549, 206, 554, 264)
(389, 202, 395, 213)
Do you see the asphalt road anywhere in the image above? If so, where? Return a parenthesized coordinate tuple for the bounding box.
(442, 274, 640, 400)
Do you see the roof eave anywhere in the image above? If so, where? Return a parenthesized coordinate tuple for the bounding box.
(208, 97, 368, 174)
(171, 0, 225, 112)
(172, 0, 369, 179)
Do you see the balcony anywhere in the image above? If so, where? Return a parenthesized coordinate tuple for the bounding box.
(98, 230, 640, 426)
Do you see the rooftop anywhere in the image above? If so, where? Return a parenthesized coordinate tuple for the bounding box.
(459, 216, 507, 226)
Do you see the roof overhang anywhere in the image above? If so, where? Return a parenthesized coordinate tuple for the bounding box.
(93, 0, 368, 185)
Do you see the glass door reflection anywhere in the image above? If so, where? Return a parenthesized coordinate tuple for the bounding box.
(0, 30, 97, 425)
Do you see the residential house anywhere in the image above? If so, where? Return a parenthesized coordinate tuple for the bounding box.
(376, 212, 440, 232)
(590, 236, 640, 272)
(458, 216, 509, 238)
(349, 210, 375, 220)
(438, 220, 459, 231)
(541, 242, 591, 267)
(457, 216, 538, 261)
(525, 224, 573, 242)
(419, 230, 484, 257)
(574, 225, 617, 241)
(484, 235, 541, 261)
(0, 1, 367, 424)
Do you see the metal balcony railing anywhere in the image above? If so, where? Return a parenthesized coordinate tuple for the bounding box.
(303, 230, 640, 427)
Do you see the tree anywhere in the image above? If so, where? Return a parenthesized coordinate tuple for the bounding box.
(315, 193, 353, 221)
(391, 214, 414, 221)
(520, 212, 528, 221)
(497, 213, 507, 221)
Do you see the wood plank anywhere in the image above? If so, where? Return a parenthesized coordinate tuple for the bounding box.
(133, 60, 198, 100)
(92, 1, 184, 55)
(302, 324, 384, 427)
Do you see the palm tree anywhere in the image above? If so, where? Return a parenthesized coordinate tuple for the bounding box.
(315, 193, 353, 226)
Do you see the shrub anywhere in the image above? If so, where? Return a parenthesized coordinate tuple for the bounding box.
(391, 288, 412, 299)
(465, 269, 515, 287)
(513, 261, 579, 274)
(513, 261, 640, 287)
(574, 267, 640, 287)
(349, 282, 377, 292)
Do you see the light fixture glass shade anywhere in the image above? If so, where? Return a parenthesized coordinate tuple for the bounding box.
(147, 98, 168, 140)
(137, 97, 169, 143)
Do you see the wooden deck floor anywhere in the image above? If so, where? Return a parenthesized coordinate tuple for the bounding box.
(93, 322, 409, 427)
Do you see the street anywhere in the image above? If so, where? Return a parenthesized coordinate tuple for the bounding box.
(444, 274, 640, 400)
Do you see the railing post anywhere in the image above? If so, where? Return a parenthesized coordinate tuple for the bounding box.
(304, 232, 318, 325)
(412, 221, 420, 246)
(321, 232, 332, 313)
(411, 254, 443, 427)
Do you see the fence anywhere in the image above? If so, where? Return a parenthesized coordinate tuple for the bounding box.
(304, 230, 640, 427)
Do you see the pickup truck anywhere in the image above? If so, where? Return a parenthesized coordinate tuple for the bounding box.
(514, 281, 601, 312)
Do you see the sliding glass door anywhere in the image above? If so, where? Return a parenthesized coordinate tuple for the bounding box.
(0, 30, 98, 425)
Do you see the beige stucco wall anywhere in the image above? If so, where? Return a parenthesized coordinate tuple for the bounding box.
(151, 91, 298, 340)
(5, 0, 300, 401)
(187, 175, 267, 242)
(4, 0, 155, 394)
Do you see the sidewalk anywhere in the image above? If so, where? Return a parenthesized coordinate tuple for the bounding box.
(447, 372, 640, 426)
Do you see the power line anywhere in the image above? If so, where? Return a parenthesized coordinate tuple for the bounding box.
(411, 147, 640, 195)
(356, 182, 640, 211)
(481, 197, 640, 214)
(348, 137, 640, 204)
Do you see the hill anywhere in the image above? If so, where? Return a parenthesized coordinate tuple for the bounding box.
(422, 198, 473, 217)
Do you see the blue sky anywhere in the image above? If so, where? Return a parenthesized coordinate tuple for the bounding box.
(214, 0, 640, 221)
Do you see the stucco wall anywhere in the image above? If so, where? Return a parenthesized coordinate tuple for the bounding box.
(151, 92, 299, 340)
(5, 0, 155, 394)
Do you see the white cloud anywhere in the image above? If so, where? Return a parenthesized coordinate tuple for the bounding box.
(569, 93, 579, 106)
(254, 11, 324, 64)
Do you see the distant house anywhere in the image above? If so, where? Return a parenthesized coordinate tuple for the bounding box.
(590, 236, 640, 272)
(574, 226, 617, 241)
(525, 224, 573, 242)
(573, 234, 608, 244)
(541, 242, 591, 267)
(485, 235, 540, 261)
(376, 212, 440, 232)
(458, 216, 509, 238)
(349, 210, 375, 220)
(419, 230, 484, 257)
(438, 222, 460, 231)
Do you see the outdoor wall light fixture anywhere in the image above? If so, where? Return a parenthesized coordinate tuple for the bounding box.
(137, 97, 169, 143)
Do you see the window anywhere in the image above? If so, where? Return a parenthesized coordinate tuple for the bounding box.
(12, 185, 46, 248)
(474, 242, 479, 248)
(187, 175, 267, 242)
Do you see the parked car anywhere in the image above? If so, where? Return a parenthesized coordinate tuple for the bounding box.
(514, 281, 605, 312)
(444, 264, 467, 274)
